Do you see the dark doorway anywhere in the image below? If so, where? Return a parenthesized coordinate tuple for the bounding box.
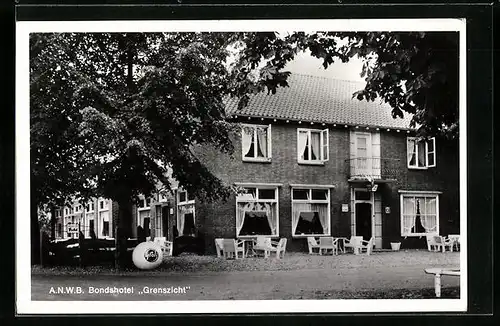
(355, 203, 372, 241)
(143, 217, 151, 237)
(162, 206, 169, 239)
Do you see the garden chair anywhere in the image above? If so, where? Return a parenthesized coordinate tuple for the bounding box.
(253, 236, 272, 258)
(153, 237, 173, 260)
(307, 237, 320, 255)
(268, 238, 288, 259)
(319, 237, 338, 256)
(222, 239, 244, 259)
(358, 237, 374, 255)
(448, 234, 460, 251)
(434, 236, 454, 253)
(343, 236, 363, 255)
(164, 241, 173, 257)
(426, 233, 440, 251)
(214, 238, 224, 257)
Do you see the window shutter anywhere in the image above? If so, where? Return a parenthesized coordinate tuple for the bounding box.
(427, 137, 436, 167)
(321, 128, 329, 161)
(267, 124, 272, 159)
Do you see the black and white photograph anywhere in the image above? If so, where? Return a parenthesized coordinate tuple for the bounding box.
(16, 19, 467, 314)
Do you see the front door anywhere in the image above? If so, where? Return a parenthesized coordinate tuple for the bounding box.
(355, 202, 372, 241)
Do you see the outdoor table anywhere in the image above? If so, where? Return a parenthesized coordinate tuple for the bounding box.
(333, 237, 347, 253)
(239, 238, 256, 258)
(424, 267, 460, 297)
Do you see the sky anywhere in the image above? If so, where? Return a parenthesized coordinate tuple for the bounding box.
(284, 51, 365, 83)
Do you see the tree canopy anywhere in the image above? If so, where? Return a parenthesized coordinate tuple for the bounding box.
(229, 31, 459, 139)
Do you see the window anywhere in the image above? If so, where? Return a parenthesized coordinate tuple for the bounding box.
(236, 186, 278, 237)
(292, 188, 330, 236)
(102, 221, 109, 237)
(100, 210, 110, 237)
(57, 223, 62, 237)
(297, 128, 329, 164)
(407, 137, 436, 168)
(177, 190, 196, 236)
(99, 200, 105, 210)
(159, 192, 168, 202)
(400, 193, 439, 236)
(138, 196, 151, 209)
(241, 124, 272, 162)
(89, 220, 95, 235)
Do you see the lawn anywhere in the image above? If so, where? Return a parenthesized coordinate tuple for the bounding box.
(31, 250, 461, 300)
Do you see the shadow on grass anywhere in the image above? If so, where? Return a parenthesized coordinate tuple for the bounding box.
(293, 287, 460, 299)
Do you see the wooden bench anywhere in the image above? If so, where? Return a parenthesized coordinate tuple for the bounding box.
(424, 267, 460, 298)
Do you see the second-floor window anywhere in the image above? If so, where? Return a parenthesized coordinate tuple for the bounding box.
(297, 128, 329, 164)
(407, 137, 436, 169)
(241, 124, 272, 162)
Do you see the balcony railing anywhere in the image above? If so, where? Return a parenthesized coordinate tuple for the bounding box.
(346, 157, 402, 180)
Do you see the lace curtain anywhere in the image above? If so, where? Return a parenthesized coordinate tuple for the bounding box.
(402, 197, 438, 234)
(242, 127, 253, 157)
(292, 203, 311, 235)
(298, 131, 308, 160)
(310, 132, 320, 160)
(402, 197, 416, 234)
(407, 139, 416, 166)
(417, 141, 426, 167)
(292, 202, 329, 235)
(236, 202, 252, 236)
(420, 197, 437, 233)
(177, 203, 194, 235)
(311, 203, 329, 234)
(236, 201, 277, 236)
(256, 127, 268, 157)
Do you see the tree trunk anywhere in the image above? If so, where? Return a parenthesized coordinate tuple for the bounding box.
(50, 204, 56, 240)
(31, 200, 40, 265)
(114, 198, 133, 270)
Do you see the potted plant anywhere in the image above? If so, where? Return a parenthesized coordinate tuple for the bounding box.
(390, 236, 401, 251)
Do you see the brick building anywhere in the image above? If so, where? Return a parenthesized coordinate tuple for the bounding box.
(189, 73, 459, 253)
(52, 73, 459, 254)
(52, 192, 176, 242)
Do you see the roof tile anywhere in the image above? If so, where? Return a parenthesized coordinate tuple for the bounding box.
(227, 73, 413, 129)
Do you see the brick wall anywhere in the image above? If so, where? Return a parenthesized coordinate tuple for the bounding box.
(194, 121, 354, 253)
(379, 131, 460, 248)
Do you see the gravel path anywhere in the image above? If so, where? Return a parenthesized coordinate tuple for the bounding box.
(32, 250, 461, 300)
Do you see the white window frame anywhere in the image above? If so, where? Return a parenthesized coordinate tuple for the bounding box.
(176, 189, 196, 236)
(291, 187, 331, 237)
(400, 192, 440, 237)
(137, 195, 151, 211)
(159, 192, 169, 203)
(235, 186, 279, 238)
(86, 201, 95, 213)
(407, 137, 436, 169)
(297, 128, 329, 165)
(98, 199, 108, 211)
(241, 123, 272, 162)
